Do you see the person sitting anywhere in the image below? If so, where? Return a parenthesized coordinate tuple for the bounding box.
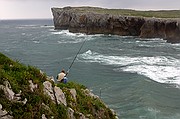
(57, 69, 68, 83)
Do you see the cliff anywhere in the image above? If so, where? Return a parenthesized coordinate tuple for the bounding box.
(0, 53, 117, 119)
(51, 7, 180, 43)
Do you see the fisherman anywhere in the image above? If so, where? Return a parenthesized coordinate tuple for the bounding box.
(57, 69, 68, 83)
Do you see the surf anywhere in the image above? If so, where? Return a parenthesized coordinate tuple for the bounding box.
(79, 50, 180, 86)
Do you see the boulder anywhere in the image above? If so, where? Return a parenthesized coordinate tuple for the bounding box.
(43, 81, 67, 106)
(54, 86, 67, 106)
(43, 81, 55, 101)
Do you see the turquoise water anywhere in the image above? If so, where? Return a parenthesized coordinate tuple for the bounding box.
(1, 19, 180, 119)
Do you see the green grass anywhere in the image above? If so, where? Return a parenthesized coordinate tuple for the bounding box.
(0, 53, 67, 118)
(0, 52, 116, 119)
(61, 6, 180, 18)
(57, 82, 116, 119)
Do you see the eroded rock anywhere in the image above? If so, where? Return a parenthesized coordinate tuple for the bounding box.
(43, 81, 67, 106)
(52, 7, 180, 43)
(28, 80, 38, 92)
(54, 86, 67, 106)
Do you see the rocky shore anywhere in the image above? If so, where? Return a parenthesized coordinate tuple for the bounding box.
(51, 7, 180, 43)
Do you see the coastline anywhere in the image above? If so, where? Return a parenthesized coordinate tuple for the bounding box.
(51, 6, 180, 43)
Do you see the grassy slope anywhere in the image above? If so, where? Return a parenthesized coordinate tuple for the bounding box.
(0, 52, 115, 119)
(65, 6, 180, 18)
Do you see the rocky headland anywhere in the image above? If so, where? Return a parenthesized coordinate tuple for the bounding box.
(51, 7, 180, 43)
(0, 53, 117, 119)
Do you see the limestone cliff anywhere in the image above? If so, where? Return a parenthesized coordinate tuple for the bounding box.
(0, 53, 117, 119)
(51, 7, 180, 43)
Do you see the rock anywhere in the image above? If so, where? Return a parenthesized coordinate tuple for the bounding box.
(69, 89, 77, 101)
(67, 107, 75, 119)
(140, 18, 166, 38)
(52, 7, 180, 43)
(0, 105, 8, 116)
(83, 89, 98, 99)
(15, 90, 22, 97)
(21, 98, 27, 105)
(54, 86, 67, 106)
(0, 81, 27, 105)
(165, 20, 180, 43)
(79, 112, 88, 119)
(0, 81, 15, 101)
(0, 81, 22, 101)
(0, 104, 13, 119)
(42, 114, 47, 119)
(43, 81, 55, 101)
(43, 81, 67, 106)
(28, 80, 38, 92)
(46, 76, 55, 82)
(0, 104, 2, 110)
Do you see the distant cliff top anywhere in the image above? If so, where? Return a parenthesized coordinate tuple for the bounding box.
(52, 6, 180, 18)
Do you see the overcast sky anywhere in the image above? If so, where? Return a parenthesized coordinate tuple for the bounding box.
(0, 0, 180, 19)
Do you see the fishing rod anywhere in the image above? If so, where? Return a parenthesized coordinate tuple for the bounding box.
(66, 39, 86, 76)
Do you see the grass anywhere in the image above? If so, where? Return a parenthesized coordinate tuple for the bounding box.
(0, 53, 67, 118)
(0, 52, 116, 119)
(57, 82, 116, 119)
(60, 6, 180, 18)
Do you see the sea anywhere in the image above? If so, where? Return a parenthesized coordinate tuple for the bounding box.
(1, 19, 180, 119)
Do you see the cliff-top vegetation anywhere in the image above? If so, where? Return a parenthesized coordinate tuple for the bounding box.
(59, 6, 180, 18)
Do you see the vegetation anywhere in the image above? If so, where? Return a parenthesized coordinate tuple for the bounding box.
(0, 52, 116, 119)
(65, 6, 180, 18)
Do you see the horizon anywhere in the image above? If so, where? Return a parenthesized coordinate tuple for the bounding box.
(0, 0, 180, 20)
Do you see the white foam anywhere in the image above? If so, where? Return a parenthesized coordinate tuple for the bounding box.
(51, 30, 84, 37)
(33, 41, 40, 44)
(53, 30, 98, 44)
(79, 50, 180, 86)
(16, 25, 38, 29)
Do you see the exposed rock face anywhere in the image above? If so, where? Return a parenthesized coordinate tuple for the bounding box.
(0, 104, 13, 119)
(68, 107, 75, 119)
(28, 80, 38, 92)
(54, 86, 67, 106)
(51, 7, 180, 43)
(0, 81, 21, 102)
(69, 88, 77, 101)
(43, 81, 67, 106)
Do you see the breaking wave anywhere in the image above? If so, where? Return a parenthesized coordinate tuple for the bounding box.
(79, 50, 180, 86)
(53, 30, 103, 44)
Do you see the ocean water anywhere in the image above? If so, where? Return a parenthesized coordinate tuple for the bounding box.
(1, 19, 180, 119)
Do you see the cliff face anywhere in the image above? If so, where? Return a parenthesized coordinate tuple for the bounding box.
(51, 7, 180, 43)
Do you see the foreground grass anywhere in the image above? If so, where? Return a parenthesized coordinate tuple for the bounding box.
(0, 52, 116, 119)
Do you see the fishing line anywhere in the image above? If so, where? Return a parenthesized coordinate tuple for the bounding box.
(66, 39, 86, 76)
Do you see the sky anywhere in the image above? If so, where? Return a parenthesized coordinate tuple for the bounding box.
(0, 0, 180, 19)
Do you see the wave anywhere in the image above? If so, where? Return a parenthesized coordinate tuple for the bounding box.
(16, 25, 39, 29)
(79, 50, 180, 86)
(53, 30, 103, 44)
(51, 30, 85, 37)
(33, 40, 40, 44)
